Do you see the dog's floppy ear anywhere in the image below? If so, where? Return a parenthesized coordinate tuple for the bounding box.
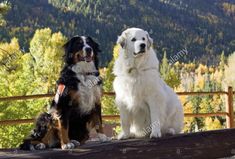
(87, 36, 101, 53)
(63, 36, 78, 65)
(117, 31, 128, 48)
(145, 31, 153, 49)
(117, 36, 126, 48)
(87, 36, 101, 69)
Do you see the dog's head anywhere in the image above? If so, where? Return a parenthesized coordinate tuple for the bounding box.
(117, 28, 153, 57)
(63, 36, 101, 69)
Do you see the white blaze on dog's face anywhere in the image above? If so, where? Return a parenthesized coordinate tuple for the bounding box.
(117, 28, 153, 58)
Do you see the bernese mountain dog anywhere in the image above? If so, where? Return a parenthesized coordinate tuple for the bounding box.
(20, 36, 110, 150)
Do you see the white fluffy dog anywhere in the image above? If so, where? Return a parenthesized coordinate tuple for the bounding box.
(113, 28, 184, 139)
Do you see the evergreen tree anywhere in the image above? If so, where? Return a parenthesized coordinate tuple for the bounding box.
(219, 51, 225, 72)
(160, 51, 181, 88)
(160, 51, 169, 80)
(0, 1, 10, 26)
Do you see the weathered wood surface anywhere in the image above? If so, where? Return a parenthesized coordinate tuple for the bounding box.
(1, 129, 235, 159)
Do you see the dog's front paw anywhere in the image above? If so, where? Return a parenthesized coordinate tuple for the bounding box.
(150, 130, 162, 138)
(35, 143, 46, 150)
(166, 128, 176, 135)
(117, 132, 131, 140)
(98, 133, 111, 142)
(61, 140, 80, 150)
(70, 140, 80, 147)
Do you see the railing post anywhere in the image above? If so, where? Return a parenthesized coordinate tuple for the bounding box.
(226, 86, 234, 128)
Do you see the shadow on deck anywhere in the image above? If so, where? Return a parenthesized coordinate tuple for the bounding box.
(1, 128, 235, 159)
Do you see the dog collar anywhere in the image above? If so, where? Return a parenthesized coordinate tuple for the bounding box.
(77, 56, 94, 63)
(128, 67, 157, 74)
(141, 67, 158, 72)
(85, 72, 100, 76)
(77, 71, 100, 77)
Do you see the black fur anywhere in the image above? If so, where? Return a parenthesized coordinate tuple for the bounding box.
(56, 36, 102, 143)
(20, 36, 103, 150)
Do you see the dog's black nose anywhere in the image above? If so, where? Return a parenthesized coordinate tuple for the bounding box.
(140, 43, 146, 49)
(85, 47, 92, 54)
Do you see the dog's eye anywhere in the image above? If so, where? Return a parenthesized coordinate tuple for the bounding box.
(131, 38, 136, 42)
(142, 37, 145, 41)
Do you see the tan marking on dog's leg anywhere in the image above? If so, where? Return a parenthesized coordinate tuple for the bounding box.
(94, 104, 104, 134)
(31, 140, 43, 145)
(57, 120, 70, 147)
(41, 128, 54, 146)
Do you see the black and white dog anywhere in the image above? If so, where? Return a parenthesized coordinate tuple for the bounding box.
(20, 36, 110, 150)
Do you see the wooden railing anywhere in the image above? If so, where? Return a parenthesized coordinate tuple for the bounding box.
(0, 87, 234, 128)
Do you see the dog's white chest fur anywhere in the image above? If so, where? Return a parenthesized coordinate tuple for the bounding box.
(113, 48, 160, 110)
(78, 77, 102, 114)
(72, 62, 102, 114)
(115, 75, 145, 110)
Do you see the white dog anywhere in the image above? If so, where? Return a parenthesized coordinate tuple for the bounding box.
(113, 28, 184, 139)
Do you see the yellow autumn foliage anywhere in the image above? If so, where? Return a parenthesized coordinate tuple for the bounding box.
(205, 117, 223, 130)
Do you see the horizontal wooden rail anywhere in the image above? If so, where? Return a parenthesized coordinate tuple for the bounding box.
(0, 91, 231, 102)
(0, 113, 229, 126)
(0, 92, 115, 102)
(0, 115, 120, 126)
(104, 113, 230, 119)
(0, 94, 54, 101)
(177, 91, 228, 96)
(0, 119, 35, 125)
(184, 112, 229, 117)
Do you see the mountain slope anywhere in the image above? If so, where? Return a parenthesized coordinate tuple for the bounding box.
(0, 0, 235, 65)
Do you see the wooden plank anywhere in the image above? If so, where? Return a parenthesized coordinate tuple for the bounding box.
(1, 128, 235, 159)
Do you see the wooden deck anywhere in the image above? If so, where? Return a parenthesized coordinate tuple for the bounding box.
(1, 128, 235, 159)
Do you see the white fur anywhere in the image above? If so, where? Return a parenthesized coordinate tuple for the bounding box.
(81, 36, 94, 57)
(113, 28, 184, 139)
(72, 62, 102, 114)
(35, 143, 46, 150)
(98, 133, 112, 142)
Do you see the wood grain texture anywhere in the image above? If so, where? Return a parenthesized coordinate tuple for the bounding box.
(1, 128, 235, 159)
